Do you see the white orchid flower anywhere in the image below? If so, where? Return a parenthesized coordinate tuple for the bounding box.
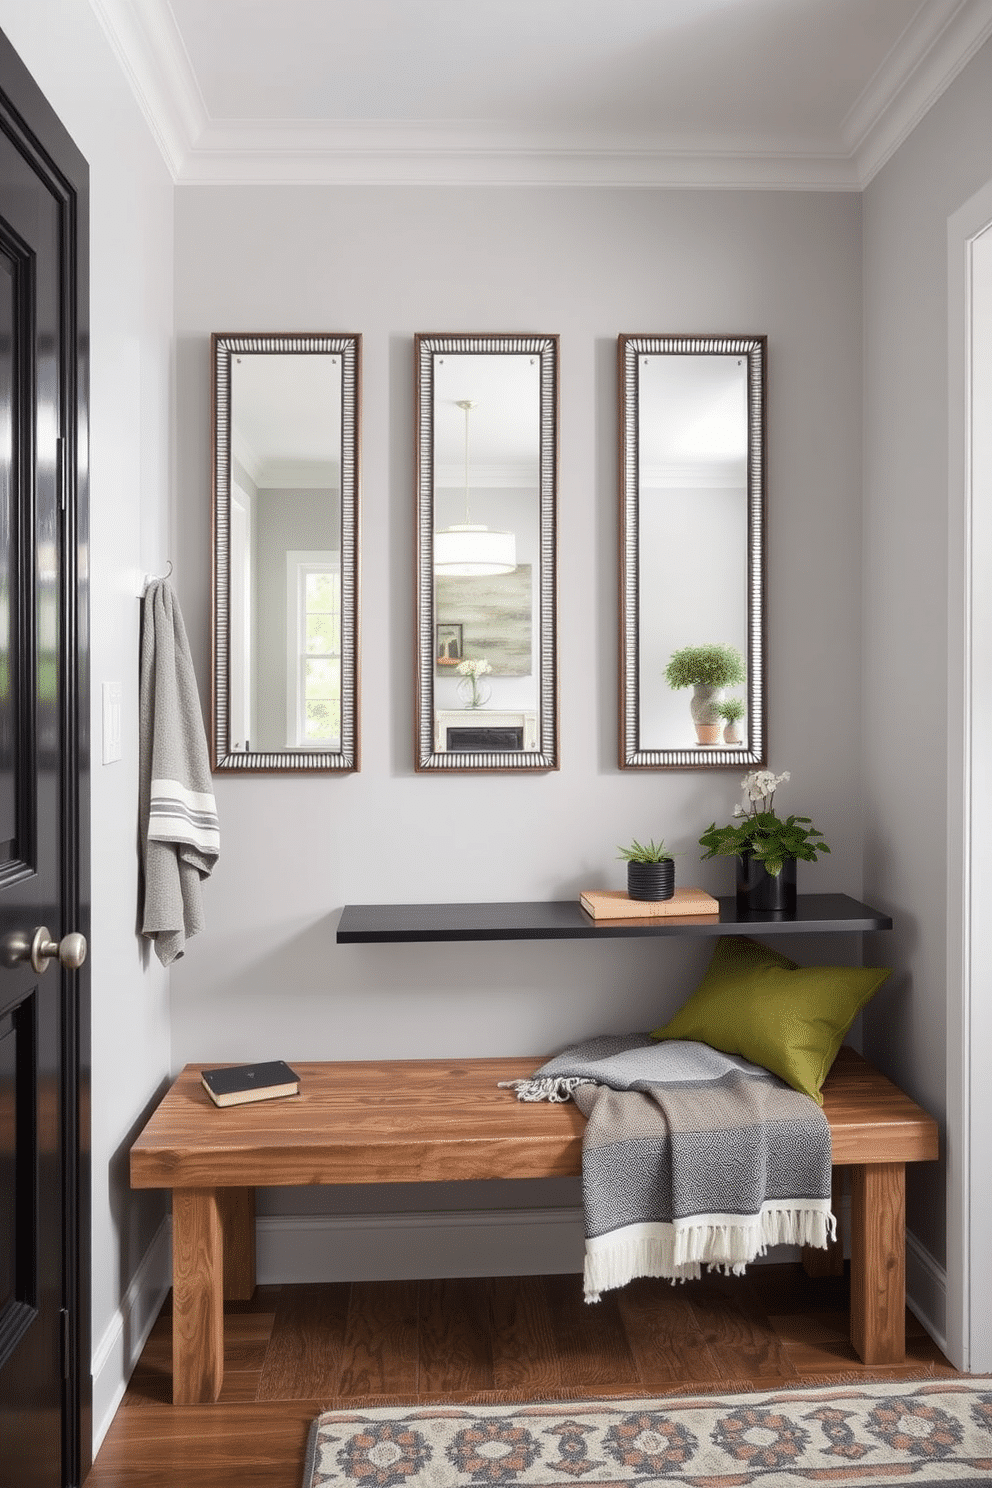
(738, 767, 791, 815)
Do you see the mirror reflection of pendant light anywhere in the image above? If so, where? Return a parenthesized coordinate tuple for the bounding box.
(434, 399, 516, 577)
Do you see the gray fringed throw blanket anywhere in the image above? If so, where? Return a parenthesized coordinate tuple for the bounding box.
(502, 1035, 834, 1301)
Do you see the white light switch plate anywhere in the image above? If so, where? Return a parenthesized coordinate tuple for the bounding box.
(102, 681, 122, 764)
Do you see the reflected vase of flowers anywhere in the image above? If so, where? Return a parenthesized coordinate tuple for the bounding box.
(456, 657, 492, 709)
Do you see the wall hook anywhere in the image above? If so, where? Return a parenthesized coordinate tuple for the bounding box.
(140, 559, 173, 596)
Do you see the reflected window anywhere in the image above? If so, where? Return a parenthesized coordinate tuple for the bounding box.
(287, 553, 340, 748)
(211, 332, 360, 772)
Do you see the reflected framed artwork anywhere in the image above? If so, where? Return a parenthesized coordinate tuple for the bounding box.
(415, 333, 558, 771)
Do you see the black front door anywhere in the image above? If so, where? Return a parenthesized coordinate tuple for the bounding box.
(0, 30, 89, 1488)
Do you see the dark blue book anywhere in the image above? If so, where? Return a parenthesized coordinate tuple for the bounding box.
(200, 1060, 300, 1107)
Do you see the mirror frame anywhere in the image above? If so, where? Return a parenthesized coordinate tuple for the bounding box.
(211, 332, 361, 772)
(414, 333, 559, 772)
(618, 333, 766, 770)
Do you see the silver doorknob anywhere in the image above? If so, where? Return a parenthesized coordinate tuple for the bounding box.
(26, 926, 88, 974)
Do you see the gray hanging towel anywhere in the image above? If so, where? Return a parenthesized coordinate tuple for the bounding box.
(139, 578, 219, 965)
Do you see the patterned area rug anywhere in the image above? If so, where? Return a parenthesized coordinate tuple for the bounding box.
(303, 1381, 992, 1487)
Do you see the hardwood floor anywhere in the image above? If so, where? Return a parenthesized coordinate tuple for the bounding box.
(84, 1265, 955, 1488)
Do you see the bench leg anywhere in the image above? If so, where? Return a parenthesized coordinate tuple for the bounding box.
(172, 1188, 224, 1404)
(849, 1162, 906, 1365)
(218, 1187, 256, 1302)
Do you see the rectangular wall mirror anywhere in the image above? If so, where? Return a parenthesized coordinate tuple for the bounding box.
(415, 333, 558, 772)
(619, 334, 766, 769)
(212, 332, 360, 771)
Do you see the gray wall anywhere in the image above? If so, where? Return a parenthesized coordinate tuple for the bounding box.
(172, 183, 865, 1221)
(862, 38, 992, 1280)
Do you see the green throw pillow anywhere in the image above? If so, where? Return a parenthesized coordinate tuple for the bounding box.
(650, 936, 891, 1103)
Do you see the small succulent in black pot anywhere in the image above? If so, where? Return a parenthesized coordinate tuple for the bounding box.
(617, 837, 675, 901)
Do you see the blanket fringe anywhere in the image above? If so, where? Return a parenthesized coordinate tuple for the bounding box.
(584, 1205, 836, 1302)
(498, 1076, 592, 1103)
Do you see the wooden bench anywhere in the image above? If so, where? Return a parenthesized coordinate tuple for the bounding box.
(129, 1046, 938, 1404)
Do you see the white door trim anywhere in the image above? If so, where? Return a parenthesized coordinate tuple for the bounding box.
(946, 176, 992, 1374)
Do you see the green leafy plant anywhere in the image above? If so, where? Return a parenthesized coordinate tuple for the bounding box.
(717, 696, 746, 723)
(617, 837, 674, 863)
(664, 643, 746, 690)
(698, 769, 830, 878)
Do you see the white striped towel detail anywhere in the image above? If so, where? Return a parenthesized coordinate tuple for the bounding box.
(148, 779, 220, 854)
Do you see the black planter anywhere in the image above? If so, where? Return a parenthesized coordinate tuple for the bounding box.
(736, 852, 797, 915)
(627, 858, 675, 902)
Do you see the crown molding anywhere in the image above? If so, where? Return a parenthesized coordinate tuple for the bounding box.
(232, 429, 338, 489)
(89, 0, 992, 191)
(847, 0, 992, 186)
(175, 122, 859, 190)
(88, 0, 205, 181)
(231, 428, 260, 488)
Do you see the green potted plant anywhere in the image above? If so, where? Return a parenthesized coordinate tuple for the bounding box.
(716, 695, 746, 745)
(664, 643, 746, 744)
(698, 769, 830, 914)
(617, 837, 675, 902)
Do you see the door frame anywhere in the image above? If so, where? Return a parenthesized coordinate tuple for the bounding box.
(946, 176, 992, 1376)
(0, 28, 90, 1485)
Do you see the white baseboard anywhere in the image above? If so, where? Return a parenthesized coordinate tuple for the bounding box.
(90, 1218, 172, 1453)
(906, 1228, 948, 1355)
(255, 1207, 821, 1286)
(256, 1207, 587, 1283)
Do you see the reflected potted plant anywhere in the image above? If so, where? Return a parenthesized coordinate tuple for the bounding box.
(617, 837, 675, 902)
(717, 696, 746, 744)
(698, 769, 830, 914)
(664, 643, 746, 744)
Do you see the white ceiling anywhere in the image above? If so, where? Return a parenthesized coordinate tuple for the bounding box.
(90, 0, 992, 187)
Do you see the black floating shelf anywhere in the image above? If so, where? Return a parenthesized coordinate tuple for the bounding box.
(336, 894, 893, 945)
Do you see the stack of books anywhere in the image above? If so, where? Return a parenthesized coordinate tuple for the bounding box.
(579, 887, 720, 920)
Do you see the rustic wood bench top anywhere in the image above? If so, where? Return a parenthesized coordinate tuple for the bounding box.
(130, 1045, 936, 1190)
(129, 1046, 938, 1405)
